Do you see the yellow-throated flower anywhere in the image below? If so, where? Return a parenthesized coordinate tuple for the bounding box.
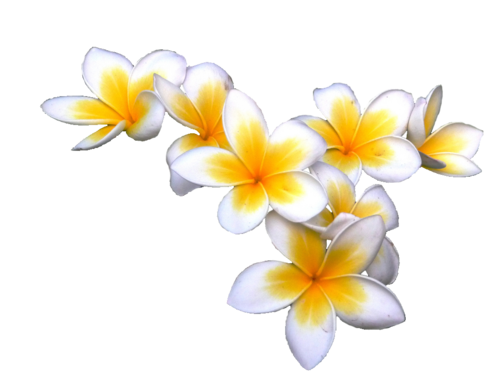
(296, 83, 421, 183)
(154, 63, 233, 195)
(171, 89, 328, 234)
(42, 47, 186, 150)
(304, 162, 399, 285)
(228, 211, 405, 370)
(407, 85, 483, 176)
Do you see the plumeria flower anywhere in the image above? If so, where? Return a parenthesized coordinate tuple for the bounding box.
(171, 89, 328, 234)
(304, 162, 399, 285)
(154, 63, 233, 196)
(295, 83, 421, 184)
(42, 47, 186, 150)
(407, 85, 483, 176)
(228, 211, 405, 370)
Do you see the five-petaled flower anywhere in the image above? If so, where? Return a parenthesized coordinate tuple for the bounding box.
(154, 63, 234, 196)
(42, 47, 186, 150)
(228, 211, 405, 370)
(304, 162, 400, 285)
(171, 89, 328, 234)
(296, 83, 421, 183)
(407, 85, 483, 177)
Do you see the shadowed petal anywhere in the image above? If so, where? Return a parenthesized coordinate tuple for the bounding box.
(366, 237, 400, 285)
(423, 152, 481, 177)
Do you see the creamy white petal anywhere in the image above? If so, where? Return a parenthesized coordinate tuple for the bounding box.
(228, 261, 311, 313)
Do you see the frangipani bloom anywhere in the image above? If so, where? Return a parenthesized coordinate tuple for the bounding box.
(408, 85, 483, 177)
(228, 211, 405, 370)
(296, 83, 421, 183)
(171, 89, 328, 234)
(304, 162, 399, 285)
(42, 47, 186, 150)
(154, 63, 233, 196)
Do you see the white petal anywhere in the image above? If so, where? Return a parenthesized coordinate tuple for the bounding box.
(169, 169, 201, 196)
(41, 96, 123, 125)
(366, 237, 400, 285)
(126, 91, 165, 141)
(128, 50, 187, 109)
(72, 120, 127, 151)
(354, 136, 421, 183)
(423, 152, 482, 177)
(351, 184, 399, 231)
(218, 183, 269, 234)
(223, 89, 269, 176)
(82, 47, 133, 121)
(419, 151, 446, 169)
(320, 275, 405, 329)
(407, 97, 427, 148)
(228, 261, 311, 313)
(321, 212, 359, 240)
(286, 284, 335, 370)
(260, 120, 327, 176)
(262, 171, 328, 223)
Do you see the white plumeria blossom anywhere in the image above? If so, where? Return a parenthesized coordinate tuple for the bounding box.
(296, 83, 421, 184)
(170, 89, 328, 234)
(154, 63, 234, 196)
(228, 211, 405, 370)
(304, 162, 400, 285)
(42, 47, 187, 150)
(407, 85, 483, 176)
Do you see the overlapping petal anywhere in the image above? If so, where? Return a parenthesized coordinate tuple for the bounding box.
(321, 212, 359, 241)
(407, 97, 427, 148)
(422, 152, 482, 177)
(41, 96, 123, 125)
(218, 183, 269, 234)
(351, 90, 414, 148)
(72, 120, 127, 151)
(320, 275, 405, 329)
(423, 85, 443, 136)
(128, 50, 186, 109)
(313, 83, 360, 146)
(286, 284, 335, 370)
(310, 162, 355, 216)
(227, 261, 311, 313)
(418, 123, 483, 158)
(419, 151, 447, 169)
(294, 115, 342, 148)
(183, 63, 233, 135)
(354, 136, 421, 182)
(171, 147, 254, 186)
(265, 211, 325, 277)
(318, 216, 385, 279)
(126, 91, 165, 141)
(262, 171, 328, 223)
(223, 89, 269, 176)
(302, 208, 334, 233)
(366, 238, 400, 285)
(154, 75, 205, 133)
(82, 47, 133, 122)
(321, 149, 362, 184)
(260, 120, 327, 177)
(351, 185, 398, 231)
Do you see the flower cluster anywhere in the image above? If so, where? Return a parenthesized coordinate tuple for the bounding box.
(42, 47, 484, 370)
